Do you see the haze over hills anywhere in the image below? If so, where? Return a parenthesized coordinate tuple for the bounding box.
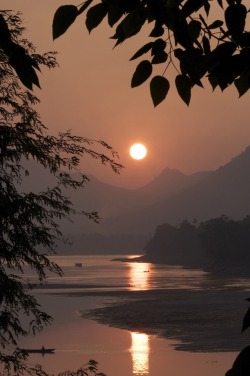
(125, 145, 250, 233)
(67, 167, 211, 232)
(22, 146, 250, 254)
(56, 167, 210, 253)
(74, 146, 250, 226)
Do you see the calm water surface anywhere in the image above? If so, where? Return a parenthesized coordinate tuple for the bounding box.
(18, 255, 250, 376)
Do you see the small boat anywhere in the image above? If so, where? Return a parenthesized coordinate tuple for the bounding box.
(20, 347, 55, 355)
(75, 263, 82, 267)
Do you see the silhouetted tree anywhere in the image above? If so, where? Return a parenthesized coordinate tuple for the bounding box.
(143, 216, 250, 270)
(143, 220, 206, 266)
(53, 0, 250, 106)
(198, 215, 250, 270)
(143, 216, 250, 375)
(0, 10, 121, 375)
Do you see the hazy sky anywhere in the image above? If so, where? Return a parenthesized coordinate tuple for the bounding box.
(3, 1, 250, 188)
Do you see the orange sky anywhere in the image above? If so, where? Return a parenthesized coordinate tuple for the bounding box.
(3, 1, 250, 188)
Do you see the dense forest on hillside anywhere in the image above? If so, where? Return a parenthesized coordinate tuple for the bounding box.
(139, 216, 250, 274)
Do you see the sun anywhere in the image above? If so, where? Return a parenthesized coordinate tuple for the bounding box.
(130, 143, 147, 160)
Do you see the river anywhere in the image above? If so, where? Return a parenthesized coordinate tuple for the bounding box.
(16, 255, 250, 376)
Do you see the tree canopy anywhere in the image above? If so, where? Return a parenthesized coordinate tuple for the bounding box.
(52, 0, 250, 106)
(0, 10, 121, 375)
(142, 216, 250, 270)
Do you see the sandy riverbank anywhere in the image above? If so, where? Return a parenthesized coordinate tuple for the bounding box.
(76, 288, 250, 353)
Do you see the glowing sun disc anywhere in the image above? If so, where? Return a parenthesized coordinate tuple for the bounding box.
(130, 143, 147, 160)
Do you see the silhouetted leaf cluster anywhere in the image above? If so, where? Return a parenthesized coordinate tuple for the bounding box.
(0, 13, 41, 90)
(225, 345, 250, 376)
(0, 11, 122, 375)
(57, 359, 106, 376)
(53, 0, 250, 106)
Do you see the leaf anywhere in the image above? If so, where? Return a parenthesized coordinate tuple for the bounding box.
(149, 23, 164, 37)
(178, 48, 205, 87)
(202, 35, 211, 54)
(78, 0, 94, 15)
(174, 48, 185, 60)
(217, 0, 223, 8)
(225, 4, 247, 40)
(235, 73, 250, 97)
(86, 3, 108, 33)
(199, 14, 207, 28)
(204, 0, 210, 16)
(231, 345, 250, 372)
(208, 42, 236, 67)
(121, 8, 146, 39)
(208, 74, 219, 91)
(238, 32, 250, 48)
(188, 20, 201, 40)
(175, 75, 192, 105)
(0, 15, 41, 90)
(130, 42, 154, 61)
(173, 16, 192, 49)
(108, 3, 124, 27)
(0, 15, 12, 48)
(151, 51, 168, 64)
(182, 0, 207, 18)
(242, 306, 250, 332)
(110, 23, 125, 47)
(131, 60, 152, 88)
(150, 76, 170, 107)
(9, 43, 40, 90)
(151, 39, 167, 55)
(209, 54, 244, 91)
(53, 5, 78, 40)
(208, 20, 224, 29)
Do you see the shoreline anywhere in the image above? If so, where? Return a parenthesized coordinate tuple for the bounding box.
(81, 288, 250, 352)
(111, 256, 250, 277)
(45, 286, 250, 353)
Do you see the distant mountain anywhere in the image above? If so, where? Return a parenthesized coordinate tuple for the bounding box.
(134, 168, 211, 204)
(111, 146, 250, 235)
(62, 167, 211, 235)
(21, 146, 250, 254)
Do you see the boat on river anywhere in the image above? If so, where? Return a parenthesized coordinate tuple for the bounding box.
(75, 262, 82, 267)
(20, 347, 55, 355)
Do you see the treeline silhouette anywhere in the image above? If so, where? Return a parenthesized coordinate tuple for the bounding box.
(140, 215, 250, 274)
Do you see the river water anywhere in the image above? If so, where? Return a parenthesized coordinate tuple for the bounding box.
(17, 255, 250, 376)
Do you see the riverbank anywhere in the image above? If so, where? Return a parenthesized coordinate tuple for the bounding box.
(79, 288, 250, 353)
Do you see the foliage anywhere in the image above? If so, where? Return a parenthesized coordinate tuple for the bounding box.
(225, 344, 250, 375)
(0, 10, 122, 375)
(236, 301, 250, 376)
(143, 220, 203, 266)
(0, 12, 40, 91)
(143, 215, 250, 271)
(143, 216, 250, 375)
(53, 0, 250, 106)
(1, 359, 106, 376)
(198, 215, 250, 267)
(57, 360, 106, 376)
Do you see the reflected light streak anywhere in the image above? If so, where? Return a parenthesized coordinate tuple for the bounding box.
(130, 332, 150, 375)
(129, 262, 151, 291)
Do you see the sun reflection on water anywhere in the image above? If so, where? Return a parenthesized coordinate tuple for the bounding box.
(128, 261, 151, 375)
(129, 261, 151, 291)
(130, 332, 150, 376)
